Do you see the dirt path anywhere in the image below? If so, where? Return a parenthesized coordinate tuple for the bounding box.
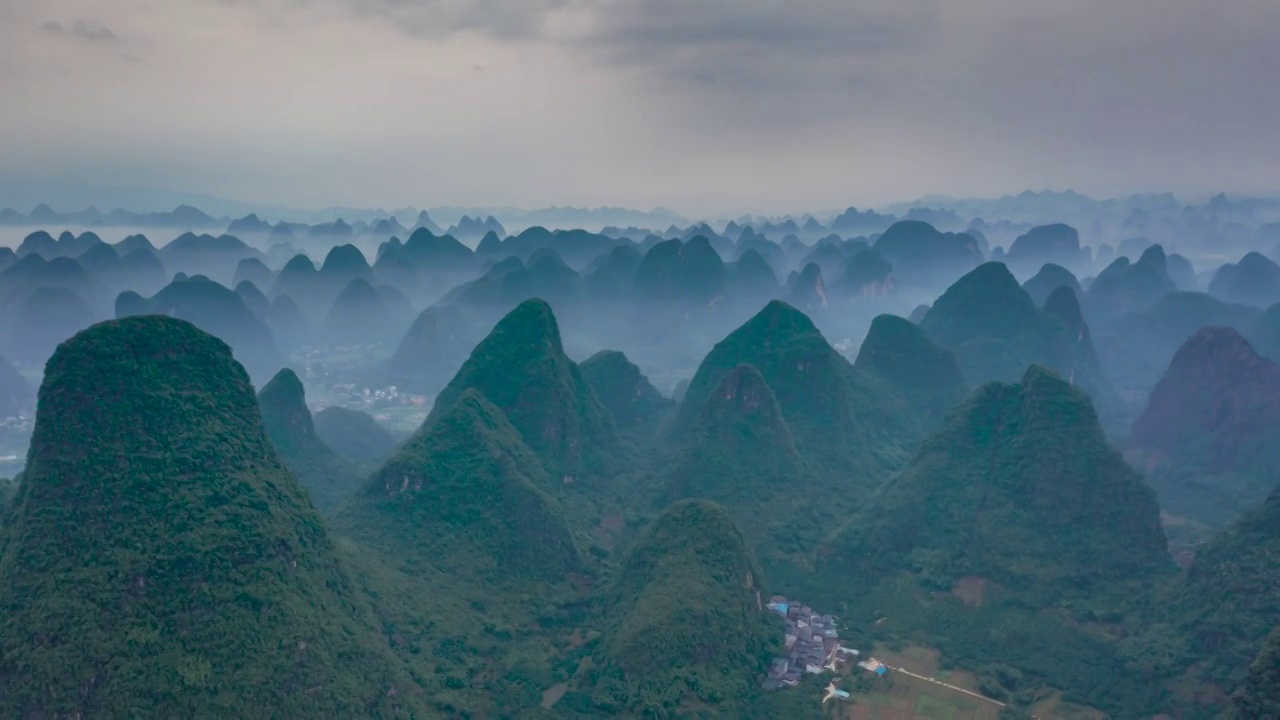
(884, 665, 1006, 708)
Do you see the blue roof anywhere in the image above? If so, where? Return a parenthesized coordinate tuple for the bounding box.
(875, 666, 888, 676)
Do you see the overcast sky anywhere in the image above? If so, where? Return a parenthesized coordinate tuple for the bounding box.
(1, 0, 1277, 216)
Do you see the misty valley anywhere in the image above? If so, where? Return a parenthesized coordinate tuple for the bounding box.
(0, 194, 1276, 718)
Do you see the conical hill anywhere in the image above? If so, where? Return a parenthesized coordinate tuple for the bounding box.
(0, 316, 418, 717)
(828, 365, 1170, 601)
(665, 365, 805, 549)
(343, 389, 582, 582)
(583, 499, 773, 715)
(423, 298, 618, 479)
(257, 368, 362, 514)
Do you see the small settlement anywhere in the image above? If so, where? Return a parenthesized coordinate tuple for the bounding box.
(762, 596, 870, 690)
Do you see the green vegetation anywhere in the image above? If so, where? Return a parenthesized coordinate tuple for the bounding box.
(1005, 224, 1084, 271)
(830, 365, 1171, 600)
(1153, 484, 1280, 699)
(665, 364, 808, 558)
(0, 475, 15, 517)
(116, 274, 280, 380)
(1094, 290, 1260, 397)
(257, 368, 363, 514)
(0, 316, 421, 717)
(313, 405, 398, 465)
(424, 298, 620, 480)
(331, 390, 596, 716)
(822, 366, 1178, 716)
(579, 349, 671, 431)
(572, 500, 775, 716)
(8, 253, 1278, 719)
(1042, 286, 1103, 375)
(919, 262, 1119, 429)
(730, 248, 781, 296)
(855, 313, 967, 425)
(341, 389, 583, 582)
(1224, 626, 1280, 719)
(671, 300, 917, 485)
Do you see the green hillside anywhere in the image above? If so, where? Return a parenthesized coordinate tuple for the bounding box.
(0, 316, 420, 717)
(830, 365, 1170, 601)
(579, 349, 671, 431)
(1159, 484, 1280, 699)
(576, 499, 775, 716)
(671, 300, 915, 483)
(919, 262, 1119, 426)
(855, 313, 967, 425)
(342, 389, 583, 583)
(0, 476, 15, 517)
(423, 298, 619, 479)
(257, 368, 363, 514)
(820, 366, 1173, 716)
(665, 364, 809, 556)
(1224, 626, 1280, 719)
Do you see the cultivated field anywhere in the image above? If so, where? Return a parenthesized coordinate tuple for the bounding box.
(835, 645, 1002, 720)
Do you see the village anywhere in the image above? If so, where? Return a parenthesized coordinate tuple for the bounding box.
(762, 596, 888, 699)
(294, 345, 430, 414)
(763, 597, 1016, 714)
(315, 382, 427, 413)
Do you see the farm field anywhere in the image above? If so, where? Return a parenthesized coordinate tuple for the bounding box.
(833, 645, 1002, 720)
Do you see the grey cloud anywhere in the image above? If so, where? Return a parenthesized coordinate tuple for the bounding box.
(578, 1, 935, 64)
(335, 0, 936, 92)
(5, 0, 1280, 215)
(40, 18, 119, 42)
(321, 0, 938, 128)
(340, 0, 568, 40)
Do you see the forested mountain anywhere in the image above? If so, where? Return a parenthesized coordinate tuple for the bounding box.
(4, 202, 1280, 719)
(672, 300, 917, 485)
(829, 365, 1170, 602)
(14, 0, 1280, 710)
(665, 364, 807, 557)
(1224, 626, 1280, 719)
(0, 317, 421, 717)
(919, 261, 1121, 428)
(341, 389, 583, 583)
(854, 313, 967, 425)
(567, 500, 774, 716)
(257, 368, 362, 514)
(579, 349, 671, 431)
(1156, 483, 1280, 703)
(422, 298, 620, 480)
